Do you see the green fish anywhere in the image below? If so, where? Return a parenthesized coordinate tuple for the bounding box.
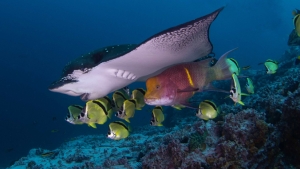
(78, 100, 110, 128)
(66, 105, 84, 125)
(107, 121, 130, 140)
(131, 88, 146, 110)
(293, 9, 300, 37)
(230, 73, 248, 105)
(196, 100, 219, 120)
(113, 90, 129, 111)
(115, 99, 136, 123)
(264, 59, 278, 74)
(226, 58, 240, 75)
(150, 106, 164, 126)
(245, 78, 254, 94)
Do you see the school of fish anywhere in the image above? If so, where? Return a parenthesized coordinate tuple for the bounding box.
(62, 8, 288, 141)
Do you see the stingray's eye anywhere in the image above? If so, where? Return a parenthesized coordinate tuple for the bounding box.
(156, 85, 160, 89)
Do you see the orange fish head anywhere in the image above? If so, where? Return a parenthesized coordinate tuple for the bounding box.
(144, 76, 177, 106)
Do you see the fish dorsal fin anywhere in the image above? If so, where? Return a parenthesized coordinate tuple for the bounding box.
(203, 100, 217, 111)
(128, 99, 137, 107)
(113, 121, 129, 131)
(115, 91, 127, 100)
(136, 88, 146, 95)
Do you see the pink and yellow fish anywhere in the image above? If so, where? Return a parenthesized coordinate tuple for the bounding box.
(144, 49, 237, 109)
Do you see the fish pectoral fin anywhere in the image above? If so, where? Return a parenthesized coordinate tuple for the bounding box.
(177, 86, 199, 93)
(238, 101, 245, 106)
(125, 118, 130, 123)
(172, 105, 183, 110)
(157, 123, 163, 127)
(203, 83, 229, 93)
(241, 93, 249, 96)
(180, 102, 199, 110)
(88, 123, 97, 128)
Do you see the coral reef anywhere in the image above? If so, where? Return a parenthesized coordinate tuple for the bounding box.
(8, 47, 300, 168)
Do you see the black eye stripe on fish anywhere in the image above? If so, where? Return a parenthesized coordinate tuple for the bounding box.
(92, 100, 108, 115)
(203, 100, 217, 111)
(115, 92, 127, 100)
(136, 88, 146, 95)
(112, 121, 128, 131)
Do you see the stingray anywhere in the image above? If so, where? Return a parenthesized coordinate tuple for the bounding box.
(49, 7, 224, 101)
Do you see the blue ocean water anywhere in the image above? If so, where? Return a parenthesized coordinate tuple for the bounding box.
(0, 0, 298, 167)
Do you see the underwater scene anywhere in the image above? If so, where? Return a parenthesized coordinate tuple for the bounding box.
(1, 0, 300, 169)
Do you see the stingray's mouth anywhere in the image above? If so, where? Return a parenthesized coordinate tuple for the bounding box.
(80, 93, 89, 101)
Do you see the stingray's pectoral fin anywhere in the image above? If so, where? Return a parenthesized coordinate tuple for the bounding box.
(114, 69, 137, 80)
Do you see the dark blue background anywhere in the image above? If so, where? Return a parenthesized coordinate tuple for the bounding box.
(0, 0, 297, 167)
